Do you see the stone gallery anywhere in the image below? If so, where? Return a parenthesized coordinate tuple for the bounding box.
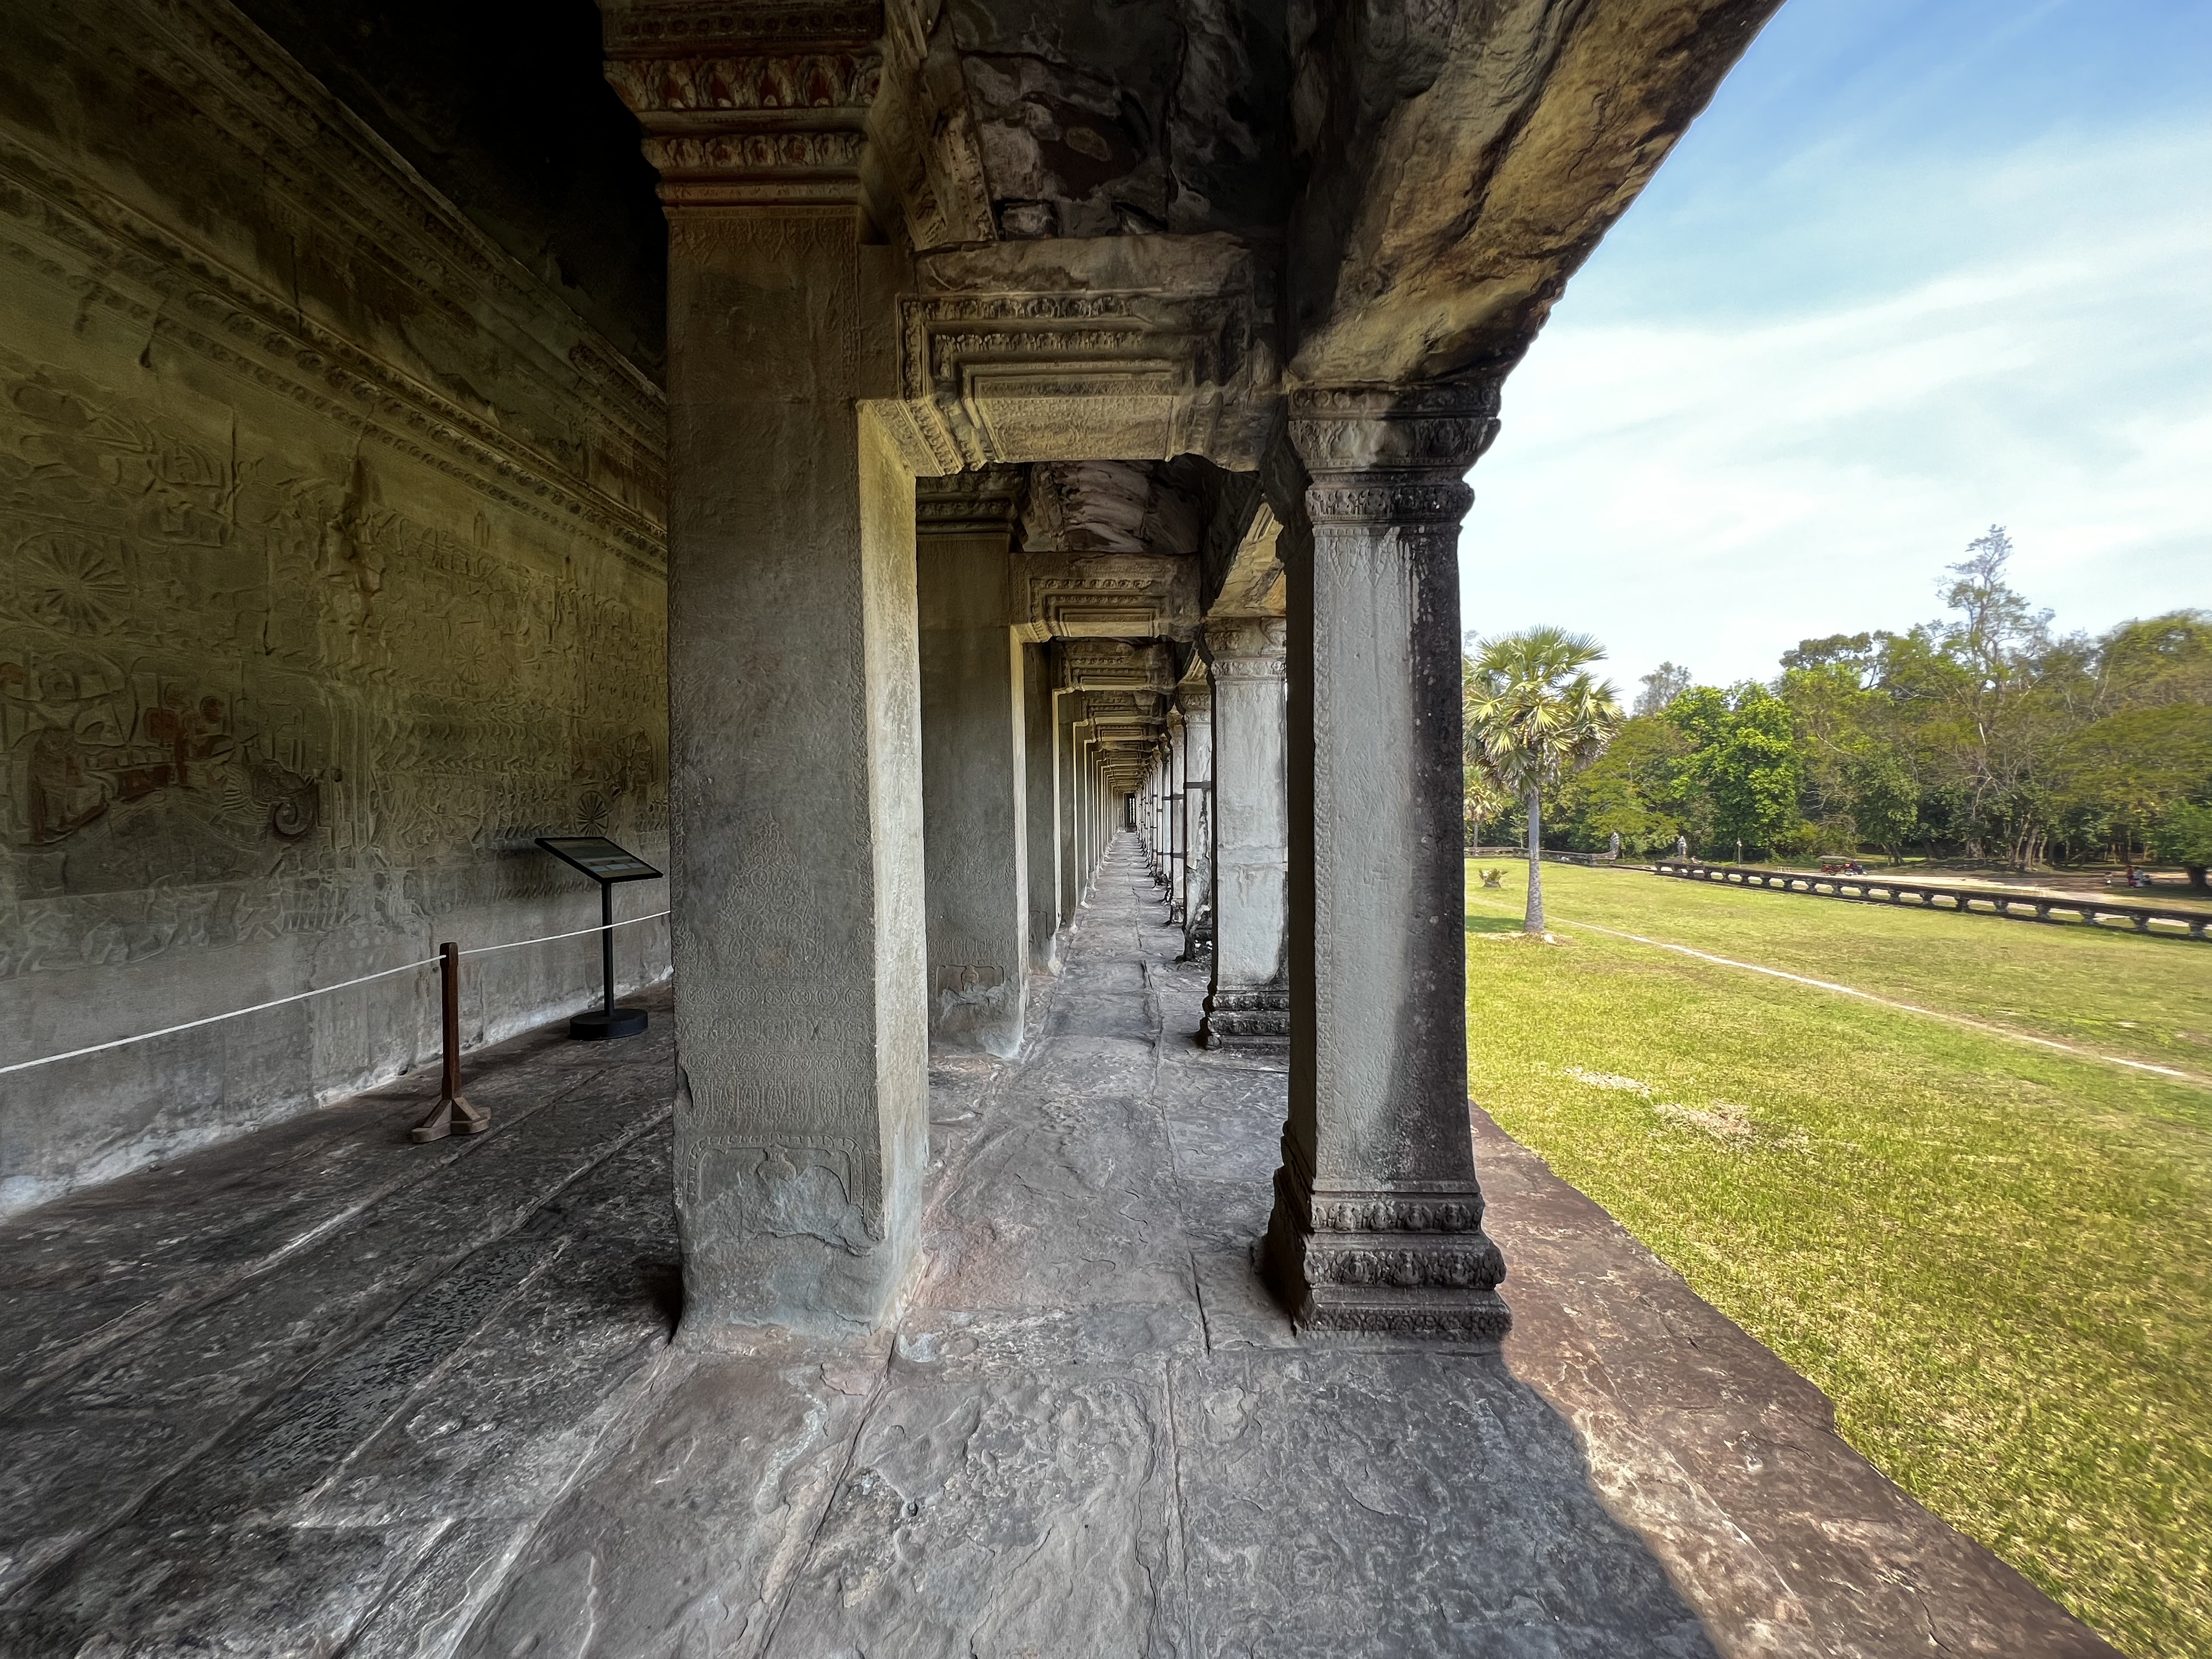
(0, 0, 2124, 1653)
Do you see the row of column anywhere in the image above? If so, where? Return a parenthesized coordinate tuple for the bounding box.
(656, 195, 1505, 1342)
(914, 489, 1125, 1058)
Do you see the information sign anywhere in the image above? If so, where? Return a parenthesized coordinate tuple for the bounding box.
(536, 837, 661, 884)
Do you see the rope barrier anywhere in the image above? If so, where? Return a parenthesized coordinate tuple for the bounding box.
(0, 909, 674, 1079)
(458, 909, 671, 959)
(0, 954, 441, 1079)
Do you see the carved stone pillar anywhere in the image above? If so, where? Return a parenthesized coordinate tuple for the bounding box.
(1024, 646, 1061, 974)
(1165, 709, 1186, 920)
(1200, 619, 1290, 1049)
(1264, 385, 1509, 1342)
(1057, 701, 1083, 924)
(917, 472, 1029, 1056)
(1074, 723, 1096, 900)
(602, 3, 927, 1333)
(1180, 674, 1214, 960)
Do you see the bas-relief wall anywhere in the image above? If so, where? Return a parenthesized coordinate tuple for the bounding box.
(0, 0, 671, 1216)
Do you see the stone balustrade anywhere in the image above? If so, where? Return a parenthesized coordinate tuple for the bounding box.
(1652, 862, 2212, 941)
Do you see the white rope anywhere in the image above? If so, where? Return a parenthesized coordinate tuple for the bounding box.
(0, 954, 440, 1078)
(458, 909, 671, 958)
(0, 909, 674, 1079)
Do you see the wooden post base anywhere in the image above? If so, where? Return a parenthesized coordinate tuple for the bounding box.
(410, 1093, 491, 1144)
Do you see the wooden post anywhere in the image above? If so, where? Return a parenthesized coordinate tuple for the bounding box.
(411, 942, 491, 1143)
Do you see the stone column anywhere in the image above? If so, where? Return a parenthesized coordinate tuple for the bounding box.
(1025, 655, 1062, 973)
(1166, 711, 1187, 921)
(1264, 384, 1509, 1343)
(1180, 674, 1215, 960)
(1058, 701, 1084, 925)
(1200, 619, 1290, 1049)
(603, 13, 925, 1332)
(1076, 726, 1096, 900)
(917, 475, 1029, 1057)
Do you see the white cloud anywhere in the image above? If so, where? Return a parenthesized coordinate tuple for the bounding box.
(1460, 121, 2212, 693)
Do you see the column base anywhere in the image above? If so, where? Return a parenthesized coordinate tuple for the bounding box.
(1199, 984, 1288, 1048)
(1262, 1166, 1510, 1345)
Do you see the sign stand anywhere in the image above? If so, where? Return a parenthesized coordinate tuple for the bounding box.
(536, 836, 664, 1041)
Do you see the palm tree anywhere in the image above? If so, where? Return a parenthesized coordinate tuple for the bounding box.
(1468, 627, 1625, 933)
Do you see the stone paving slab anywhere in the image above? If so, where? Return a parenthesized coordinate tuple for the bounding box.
(0, 850, 2125, 1656)
(0, 988, 679, 1644)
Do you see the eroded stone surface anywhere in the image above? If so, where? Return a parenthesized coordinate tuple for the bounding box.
(0, 867, 2120, 1656)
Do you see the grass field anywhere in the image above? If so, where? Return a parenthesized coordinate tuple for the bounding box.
(1465, 863, 2212, 1658)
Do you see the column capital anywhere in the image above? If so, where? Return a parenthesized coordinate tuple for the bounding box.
(1287, 383, 1503, 525)
(1201, 617, 1287, 676)
(599, 1, 884, 207)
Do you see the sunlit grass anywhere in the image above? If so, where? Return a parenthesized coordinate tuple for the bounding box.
(1468, 863, 2212, 1659)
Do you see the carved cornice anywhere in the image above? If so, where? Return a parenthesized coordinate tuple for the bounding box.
(1288, 383, 1503, 529)
(0, 88, 664, 572)
(601, 1, 884, 207)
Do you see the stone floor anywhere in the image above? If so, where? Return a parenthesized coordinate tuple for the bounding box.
(0, 836, 2119, 1657)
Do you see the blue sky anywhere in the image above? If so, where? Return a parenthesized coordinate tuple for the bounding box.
(1460, 0, 2212, 697)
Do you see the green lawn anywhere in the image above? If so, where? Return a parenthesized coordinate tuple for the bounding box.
(1466, 863, 2212, 1658)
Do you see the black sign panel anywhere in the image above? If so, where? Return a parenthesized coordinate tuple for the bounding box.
(536, 836, 662, 884)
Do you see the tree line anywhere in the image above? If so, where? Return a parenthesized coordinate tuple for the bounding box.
(1465, 530, 2212, 888)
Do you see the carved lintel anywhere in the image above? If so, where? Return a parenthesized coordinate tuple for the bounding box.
(1053, 640, 1177, 695)
(891, 237, 1276, 469)
(1020, 553, 1201, 643)
(914, 466, 1024, 536)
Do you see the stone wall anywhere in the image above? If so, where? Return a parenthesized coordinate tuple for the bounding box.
(0, 0, 670, 1215)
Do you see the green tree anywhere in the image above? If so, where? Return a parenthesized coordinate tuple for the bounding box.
(1665, 684, 1808, 859)
(1553, 715, 1697, 854)
(2057, 705, 2212, 876)
(2151, 801, 2212, 893)
(1468, 627, 1624, 932)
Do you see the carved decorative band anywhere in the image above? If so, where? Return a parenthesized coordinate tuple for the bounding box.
(1306, 480, 1475, 526)
(602, 2, 883, 55)
(1306, 1236, 1506, 1291)
(1202, 1011, 1289, 1038)
(604, 54, 880, 118)
(1308, 1193, 1486, 1234)
(1304, 1292, 1513, 1341)
(1206, 987, 1289, 1014)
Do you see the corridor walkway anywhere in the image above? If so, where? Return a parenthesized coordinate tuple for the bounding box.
(0, 838, 2111, 1656)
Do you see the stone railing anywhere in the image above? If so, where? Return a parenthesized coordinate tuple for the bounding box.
(1651, 862, 2211, 941)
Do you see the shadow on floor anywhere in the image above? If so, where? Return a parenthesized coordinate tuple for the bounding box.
(0, 841, 2119, 1656)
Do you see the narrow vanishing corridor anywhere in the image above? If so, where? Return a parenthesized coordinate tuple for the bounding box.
(0, 838, 2109, 1656)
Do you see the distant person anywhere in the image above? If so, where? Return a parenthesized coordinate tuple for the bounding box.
(1608, 831, 1622, 862)
(1674, 834, 1689, 862)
